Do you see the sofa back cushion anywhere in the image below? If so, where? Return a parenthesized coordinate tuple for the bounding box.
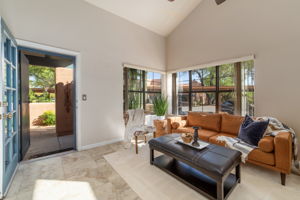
(221, 114, 244, 135)
(187, 112, 221, 132)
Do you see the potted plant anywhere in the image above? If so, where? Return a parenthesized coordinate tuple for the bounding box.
(153, 95, 168, 120)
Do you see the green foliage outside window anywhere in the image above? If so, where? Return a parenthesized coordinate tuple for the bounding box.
(177, 60, 254, 115)
(128, 93, 143, 110)
(219, 64, 235, 86)
(128, 69, 143, 110)
(126, 68, 162, 112)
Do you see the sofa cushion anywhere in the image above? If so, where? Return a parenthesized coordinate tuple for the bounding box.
(221, 114, 244, 136)
(187, 112, 221, 132)
(258, 136, 274, 153)
(238, 115, 269, 146)
(248, 149, 275, 166)
(187, 112, 208, 126)
(173, 127, 194, 134)
(209, 133, 235, 146)
(198, 129, 219, 142)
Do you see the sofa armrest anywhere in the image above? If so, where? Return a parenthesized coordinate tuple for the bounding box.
(274, 132, 292, 174)
(153, 120, 167, 138)
(166, 116, 187, 133)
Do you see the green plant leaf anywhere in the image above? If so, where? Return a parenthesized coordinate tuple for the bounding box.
(153, 95, 168, 116)
(40, 110, 56, 126)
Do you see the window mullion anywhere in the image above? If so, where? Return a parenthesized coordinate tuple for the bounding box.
(216, 66, 220, 113)
(235, 62, 242, 115)
(188, 71, 192, 111)
(142, 70, 146, 110)
(172, 73, 177, 114)
(124, 67, 129, 112)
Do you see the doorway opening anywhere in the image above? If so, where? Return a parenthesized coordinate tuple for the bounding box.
(19, 47, 76, 161)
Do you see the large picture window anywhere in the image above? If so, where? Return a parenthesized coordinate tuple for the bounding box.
(173, 60, 254, 116)
(123, 67, 162, 113)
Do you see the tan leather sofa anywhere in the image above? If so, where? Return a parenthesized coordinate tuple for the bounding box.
(154, 112, 292, 185)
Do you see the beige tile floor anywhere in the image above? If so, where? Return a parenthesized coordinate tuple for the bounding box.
(5, 142, 141, 200)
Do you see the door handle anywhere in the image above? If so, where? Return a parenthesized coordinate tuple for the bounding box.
(3, 113, 12, 119)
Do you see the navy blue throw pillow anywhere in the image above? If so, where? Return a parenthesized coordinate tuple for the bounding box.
(238, 115, 269, 146)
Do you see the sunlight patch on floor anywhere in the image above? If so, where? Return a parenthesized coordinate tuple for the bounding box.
(33, 179, 97, 200)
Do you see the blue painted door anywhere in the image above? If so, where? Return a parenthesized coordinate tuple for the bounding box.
(0, 18, 19, 197)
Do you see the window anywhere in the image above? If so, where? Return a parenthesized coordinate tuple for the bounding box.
(145, 71, 162, 112)
(241, 60, 255, 116)
(123, 67, 162, 113)
(127, 68, 144, 110)
(191, 68, 216, 113)
(219, 63, 236, 114)
(173, 60, 254, 116)
(177, 71, 189, 114)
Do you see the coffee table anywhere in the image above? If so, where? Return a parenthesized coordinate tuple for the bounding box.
(148, 134, 241, 200)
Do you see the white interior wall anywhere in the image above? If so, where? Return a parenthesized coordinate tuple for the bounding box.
(0, 0, 166, 148)
(167, 0, 300, 147)
(1, 0, 300, 150)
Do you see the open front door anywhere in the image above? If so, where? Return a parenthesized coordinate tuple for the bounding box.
(19, 53, 30, 160)
(0, 18, 19, 197)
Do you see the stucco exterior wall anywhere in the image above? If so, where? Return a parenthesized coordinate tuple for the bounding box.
(29, 103, 55, 127)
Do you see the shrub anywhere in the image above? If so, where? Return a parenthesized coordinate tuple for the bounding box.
(40, 111, 56, 126)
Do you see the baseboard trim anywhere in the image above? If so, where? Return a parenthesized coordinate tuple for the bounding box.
(78, 138, 123, 151)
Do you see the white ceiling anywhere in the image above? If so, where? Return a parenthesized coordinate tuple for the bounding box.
(84, 0, 203, 36)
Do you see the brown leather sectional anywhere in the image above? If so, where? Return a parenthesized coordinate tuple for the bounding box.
(153, 112, 292, 185)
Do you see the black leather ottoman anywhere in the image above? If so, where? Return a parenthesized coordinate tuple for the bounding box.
(149, 134, 241, 200)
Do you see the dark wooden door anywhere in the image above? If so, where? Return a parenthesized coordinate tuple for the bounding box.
(19, 52, 30, 160)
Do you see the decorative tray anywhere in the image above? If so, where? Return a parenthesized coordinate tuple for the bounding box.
(175, 137, 209, 150)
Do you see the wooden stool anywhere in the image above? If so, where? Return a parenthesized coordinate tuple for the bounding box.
(134, 131, 148, 154)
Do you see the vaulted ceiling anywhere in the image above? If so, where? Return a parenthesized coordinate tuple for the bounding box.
(84, 0, 203, 36)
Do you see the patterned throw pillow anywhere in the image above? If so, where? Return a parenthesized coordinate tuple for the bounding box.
(238, 115, 269, 146)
